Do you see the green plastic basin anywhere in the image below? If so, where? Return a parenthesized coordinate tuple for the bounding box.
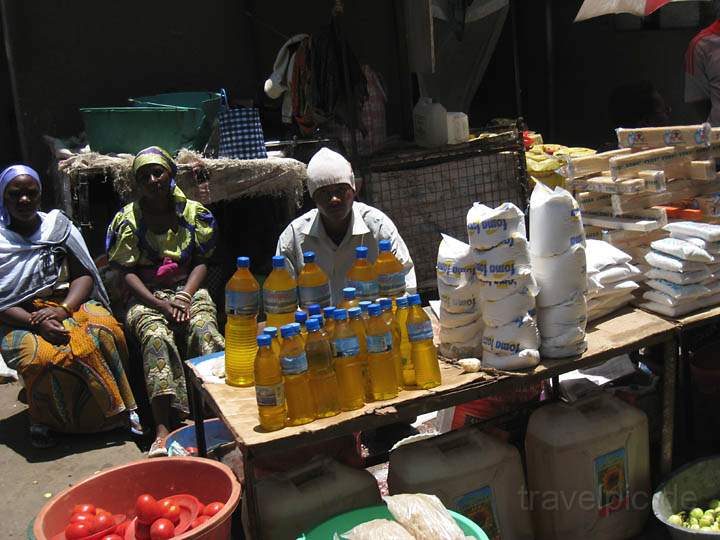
(297, 504, 490, 539)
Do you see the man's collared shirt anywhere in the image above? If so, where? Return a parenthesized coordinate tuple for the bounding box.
(686, 21, 720, 126)
(276, 201, 416, 304)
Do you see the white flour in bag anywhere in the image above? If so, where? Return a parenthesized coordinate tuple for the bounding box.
(588, 293, 634, 322)
(646, 278, 710, 300)
(483, 348, 540, 370)
(466, 202, 526, 250)
(585, 239, 632, 274)
(650, 237, 714, 263)
(541, 339, 588, 359)
(437, 280, 479, 313)
(482, 289, 536, 327)
(436, 234, 478, 287)
(643, 289, 691, 308)
(532, 243, 587, 308)
(439, 307, 479, 329)
(439, 318, 483, 344)
(663, 221, 720, 242)
(587, 263, 642, 292)
(439, 338, 482, 359)
(668, 232, 720, 254)
(474, 235, 531, 282)
(482, 314, 539, 356)
(644, 251, 708, 273)
(541, 326, 586, 348)
(477, 273, 538, 302)
(588, 279, 639, 299)
(640, 293, 720, 317)
(645, 266, 710, 285)
(529, 182, 585, 256)
(537, 293, 587, 338)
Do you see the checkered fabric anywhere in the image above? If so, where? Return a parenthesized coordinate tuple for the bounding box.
(218, 107, 268, 160)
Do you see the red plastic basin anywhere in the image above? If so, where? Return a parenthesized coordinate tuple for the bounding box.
(33, 457, 241, 540)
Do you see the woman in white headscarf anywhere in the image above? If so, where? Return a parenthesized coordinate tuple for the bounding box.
(0, 165, 139, 448)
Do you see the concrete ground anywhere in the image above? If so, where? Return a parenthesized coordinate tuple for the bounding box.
(0, 380, 144, 539)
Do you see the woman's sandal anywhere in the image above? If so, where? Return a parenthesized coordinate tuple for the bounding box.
(148, 437, 168, 458)
(129, 410, 144, 436)
(29, 424, 56, 449)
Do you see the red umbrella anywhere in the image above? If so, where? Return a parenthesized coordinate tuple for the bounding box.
(575, 0, 672, 22)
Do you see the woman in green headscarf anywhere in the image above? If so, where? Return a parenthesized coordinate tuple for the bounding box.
(106, 147, 224, 457)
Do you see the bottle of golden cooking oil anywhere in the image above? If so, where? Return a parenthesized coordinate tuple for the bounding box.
(225, 256, 260, 387)
(323, 306, 337, 338)
(348, 307, 373, 402)
(298, 251, 331, 309)
(394, 296, 415, 387)
(295, 310, 308, 346)
(279, 323, 315, 426)
(264, 256, 298, 328)
(358, 301, 372, 321)
(407, 294, 441, 389)
(308, 303, 322, 318)
(332, 309, 366, 411)
(339, 287, 360, 311)
(305, 317, 340, 418)
(346, 246, 379, 302)
(254, 334, 285, 431)
(262, 326, 281, 359)
(365, 303, 399, 400)
(378, 297, 403, 389)
(374, 239, 406, 300)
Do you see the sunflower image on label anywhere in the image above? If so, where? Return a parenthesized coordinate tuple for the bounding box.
(407, 321, 434, 342)
(347, 280, 380, 301)
(595, 447, 629, 517)
(255, 383, 285, 407)
(281, 352, 308, 375)
(263, 287, 298, 314)
(456, 485, 501, 540)
(226, 290, 259, 315)
(335, 336, 360, 357)
(378, 272, 406, 297)
(366, 332, 393, 353)
(298, 283, 331, 308)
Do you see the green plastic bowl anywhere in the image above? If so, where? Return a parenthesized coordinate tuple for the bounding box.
(297, 504, 490, 539)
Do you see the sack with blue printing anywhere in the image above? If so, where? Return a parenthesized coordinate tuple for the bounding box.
(437, 279, 480, 314)
(481, 314, 539, 358)
(477, 272, 538, 302)
(482, 288, 537, 328)
(646, 278, 710, 300)
(474, 235, 532, 283)
(439, 307, 479, 329)
(645, 250, 708, 273)
(529, 182, 585, 256)
(541, 339, 588, 359)
(650, 237, 714, 263)
(532, 243, 587, 308)
(645, 266, 710, 285)
(439, 318, 483, 344)
(466, 202, 526, 250)
(483, 348, 540, 370)
(537, 292, 587, 339)
(541, 326, 586, 348)
(436, 234, 478, 287)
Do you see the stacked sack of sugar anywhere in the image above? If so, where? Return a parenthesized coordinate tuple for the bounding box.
(467, 202, 540, 370)
(436, 234, 483, 358)
(529, 183, 588, 358)
(586, 240, 642, 321)
(639, 221, 720, 317)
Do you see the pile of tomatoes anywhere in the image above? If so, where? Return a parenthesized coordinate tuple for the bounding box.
(60, 494, 225, 540)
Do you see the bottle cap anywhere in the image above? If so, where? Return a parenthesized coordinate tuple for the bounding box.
(263, 326, 278, 337)
(280, 324, 297, 338)
(348, 307, 362, 319)
(358, 301, 371, 313)
(272, 255, 286, 268)
(368, 303, 382, 317)
(408, 294, 421, 306)
(342, 287, 356, 300)
(323, 306, 336, 319)
(378, 297, 392, 311)
(295, 310, 307, 324)
(355, 246, 369, 259)
(395, 296, 409, 308)
(306, 318, 320, 332)
(308, 304, 322, 316)
(236, 256, 250, 268)
(309, 314, 324, 328)
(257, 334, 271, 347)
(379, 239, 391, 252)
(303, 251, 316, 263)
(334, 308, 348, 321)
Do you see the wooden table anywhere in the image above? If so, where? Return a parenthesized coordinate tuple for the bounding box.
(185, 307, 678, 539)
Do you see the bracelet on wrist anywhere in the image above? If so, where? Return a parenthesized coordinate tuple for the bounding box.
(59, 303, 73, 317)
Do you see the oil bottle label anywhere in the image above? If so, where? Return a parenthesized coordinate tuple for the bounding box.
(408, 321, 434, 342)
(366, 331, 392, 353)
(335, 336, 360, 357)
(347, 280, 380, 301)
(255, 383, 285, 407)
(299, 283, 331, 308)
(456, 485, 501, 540)
(263, 287, 298, 314)
(281, 352, 308, 375)
(595, 447, 629, 517)
(378, 272, 406, 297)
(226, 290, 259, 315)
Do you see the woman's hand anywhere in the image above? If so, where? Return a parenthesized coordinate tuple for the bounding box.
(37, 319, 70, 345)
(169, 295, 191, 324)
(29, 306, 68, 326)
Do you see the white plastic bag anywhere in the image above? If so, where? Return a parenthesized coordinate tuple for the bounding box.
(668, 232, 720, 254)
(482, 314, 540, 356)
(532, 243, 587, 308)
(474, 235, 532, 282)
(663, 221, 720, 242)
(650, 237, 714, 263)
(585, 239, 632, 274)
(436, 234, 478, 287)
(644, 251, 708, 273)
(0, 352, 18, 382)
(645, 266, 710, 285)
(537, 293, 587, 338)
(587, 263, 642, 292)
(588, 279, 639, 299)
(437, 280, 480, 314)
(482, 348, 540, 370)
(439, 308, 479, 329)
(439, 319, 483, 344)
(529, 182, 585, 256)
(643, 289, 689, 307)
(541, 326, 586, 348)
(476, 273, 538, 302)
(384, 494, 472, 540)
(646, 278, 710, 300)
(482, 289, 536, 328)
(640, 293, 720, 317)
(341, 519, 414, 540)
(466, 202, 526, 250)
(541, 339, 588, 359)
(439, 338, 482, 360)
(587, 293, 634, 322)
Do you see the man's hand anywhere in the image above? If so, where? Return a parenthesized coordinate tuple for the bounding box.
(29, 306, 67, 326)
(37, 319, 70, 345)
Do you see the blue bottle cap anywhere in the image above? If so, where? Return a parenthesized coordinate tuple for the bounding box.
(408, 294, 421, 306)
(257, 334, 271, 347)
(306, 318, 320, 332)
(358, 301, 371, 313)
(334, 308, 348, 321)
(355, 246, 369, 259)
(395, 296, 409, 308)
(236, 256, 250, 268)
(308, 304, 322, 316)
(263, 326, 278, 337)
(272, 255, 286, 268)
(348, 307, 362, 319)
(280, 324, 298, 338)
(303, 251, 316, 263)
(378, 297, 392, 311)
(323, 306, 336, 319)
(342, 287, 356, 300)
(309, 314, 324, 328)
(295, 310, 307, 324)
(368, 303, 382, 317)
(379, 239, 391, 252)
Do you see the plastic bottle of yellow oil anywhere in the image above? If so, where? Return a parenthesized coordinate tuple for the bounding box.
(407, 294, 441, 389)
(295, 310, 308, 346)
(254, 334, 285, 431)
(347, 246, 379, 302)
(358, 301, 372, 321)
(308, 303, 322, 318)
(280, 323, 315, 426)
(305, 317, 340, 418)
(298, 251, 331, 309)
(264, 256, 298, 328)
(365, 303, 399, 400)
(340, 287, 360, 311)
(263, 326, 281, 359)
(225, 256, 260, 387)
(332, 309, 366, 411)
(395, 296, 415, 387)
(323, 306, 337, 338)
(374, 239, 406, 300)
(379, 297, 403, 389)
(349, 307, 373, 402)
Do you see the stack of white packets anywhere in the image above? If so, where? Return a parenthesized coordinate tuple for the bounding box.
(585, 239, 642, 321)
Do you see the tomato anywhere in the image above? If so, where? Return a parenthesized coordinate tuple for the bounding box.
(65, 522, 91, 539)
(135, 494, 163, 525)
(162, 503, 181, 524)
(91, 512, 115, 533)
(70, 511, 94, 524)
(203, 501, 224, 517)
(114, 520, 129, 537)
(149, 518, 175, 540)
(99, 535, 123, 540)
(135, 521, 152, 540)
(95, 507, 113, 517)
(196, 502, 205, 516)
(73, 503, 96, 515)
(190, 515, 210, 529)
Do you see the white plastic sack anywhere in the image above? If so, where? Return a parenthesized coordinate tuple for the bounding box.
(585, 239, 632, 274)
(587, 279, 639, 299)
(439, 308, 479, 329)
(436, 234, 478, 287)
(342, 519, 414, 540)
(437, 280, 480, 314)
(541, 339, 588, 359)
(384, 494, 471, 540)
(640, 293, 720, 317)
(477, 273, 538, 302)
(650, 237, 714, 263)
(0, 352, 18, 382)
(482, 314, 540, 356)
(537, 293, 587, 338)
(541, 326, 586, 348)
(529, 182, 585, 256)
(644, 251, 708, 273)
(474, 235, 531, 282)
(533, 243, 587, 308)
(642, 290, 691, 308)
(587, 293, 634, 322)
(646, 278, 710, 300)
(439, 338, 482, 360)
(439, 319, 483, 344)
(482, 289, 536, 328)
(466, 202, 526, 250)
(483, 348, 540, 370)
(668, 232, 720, 254)
(645, 266, 710, 285)
(587, 263, 642, 292)
(663, 221, 720, 242)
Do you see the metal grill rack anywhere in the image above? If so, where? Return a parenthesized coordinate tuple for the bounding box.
(364, 125, 528, 291)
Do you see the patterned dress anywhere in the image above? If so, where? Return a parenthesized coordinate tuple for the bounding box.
(106, 185, 224, 415)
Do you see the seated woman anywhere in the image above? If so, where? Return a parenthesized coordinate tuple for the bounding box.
(0, 165, 140, 448)
(106, 147, 224, 457)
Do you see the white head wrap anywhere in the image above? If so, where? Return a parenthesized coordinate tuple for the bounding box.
(306, 148, 355, 198)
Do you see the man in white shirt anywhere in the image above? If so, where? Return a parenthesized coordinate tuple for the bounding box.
(685, 1, 720, 125)
(276, 147, 416, 304)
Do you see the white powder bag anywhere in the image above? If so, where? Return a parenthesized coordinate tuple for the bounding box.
(541, 326, 586, 348)
(588, 263, 643, 292)
(532, 243, 587, 308)
(439, 307, 479, 329)
(645, 266, 710, 285)
(477, 273, 539, 302)
(537, 293, 587, 338)
(482, 349, 541, 370)
(587, 293, 634, 322)
(466, 202, 526, 250)
(474, 235, 532, 282)
(585, 239, 632, 274)
(482, 289, 536, 327)
(646, 278, 710, 300)
(650, 237, 714, 263)
(439, 339, 482, 360)
(643, 290, 690, 307)
(663, 221, 720, 242)
(541, 339, 588, 359)
(437, 280, 480, 314)
(529, 182, 585, 256)
(342, 519, 414, 540)
(668, 232, 720, 254)
(644, 251, 708, 273)
(436, 234, 478, 287)
(640, 293, 720, 317)
(439, 319, 483, 344)
(589, 280, 639, 299)
(384, 494, 470, 540)
(482, 314, 540, 356)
